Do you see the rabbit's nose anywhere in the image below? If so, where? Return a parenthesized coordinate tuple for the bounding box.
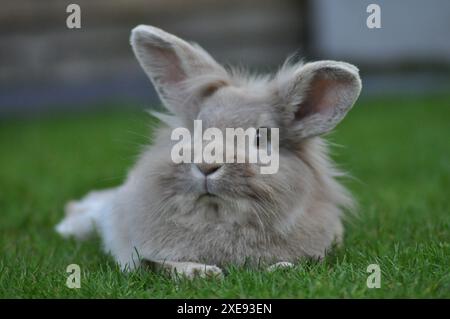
(196, 163, 222, 176)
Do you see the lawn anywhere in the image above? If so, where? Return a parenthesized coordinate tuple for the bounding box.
(0, 94, 449, 298)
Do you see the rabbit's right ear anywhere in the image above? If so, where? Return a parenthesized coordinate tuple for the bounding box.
(275, 60, 362, 139)
(131, 25, 229, 118)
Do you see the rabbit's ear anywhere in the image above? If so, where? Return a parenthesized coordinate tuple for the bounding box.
(130, 25, 228, 117)
(277, 61, 362, 139)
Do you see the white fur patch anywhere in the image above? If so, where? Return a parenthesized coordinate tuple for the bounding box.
(267, 262, 295, 272)
(164, 261, 223, 279)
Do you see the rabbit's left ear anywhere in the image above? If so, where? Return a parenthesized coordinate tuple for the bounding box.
(276, 61, 362, 139)
(130, 25, 228, 118)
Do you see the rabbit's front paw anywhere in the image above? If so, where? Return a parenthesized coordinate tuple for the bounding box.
(172, 262, 223, 279)
(267, 262, 295, 272)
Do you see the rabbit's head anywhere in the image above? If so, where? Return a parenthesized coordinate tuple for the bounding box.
(130, 25, 361, 228)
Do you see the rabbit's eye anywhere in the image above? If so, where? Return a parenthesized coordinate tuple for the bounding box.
(256, 127, 271, 150)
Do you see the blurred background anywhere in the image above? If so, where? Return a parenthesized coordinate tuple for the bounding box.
(1, 0, 450, 117)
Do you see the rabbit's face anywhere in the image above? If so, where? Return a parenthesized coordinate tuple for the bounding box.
(160, 85, 281, 205)
(157, 88, 316, 229)
(131, 25, 361, 225)
(183, 85, 276, 197)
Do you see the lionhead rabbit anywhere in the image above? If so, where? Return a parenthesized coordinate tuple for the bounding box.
(56, 25, 361, 278)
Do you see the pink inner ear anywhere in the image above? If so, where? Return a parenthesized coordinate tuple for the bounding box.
(148, 44, 186, 86)
(295, 75, 343, 120)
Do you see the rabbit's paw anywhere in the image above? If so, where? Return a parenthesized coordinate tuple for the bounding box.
(267, 262, 295, 272)
(171, 262, 223, 279)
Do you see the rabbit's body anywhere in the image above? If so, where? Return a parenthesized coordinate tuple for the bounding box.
(56, 25, 361, 277)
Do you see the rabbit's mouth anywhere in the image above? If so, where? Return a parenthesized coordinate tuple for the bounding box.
(195, 190, 225, 207)
(197, 192, 218, 201)
(198, 193, 216, 199)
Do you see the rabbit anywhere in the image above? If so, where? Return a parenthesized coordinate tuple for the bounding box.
(55, 25, 362, 278)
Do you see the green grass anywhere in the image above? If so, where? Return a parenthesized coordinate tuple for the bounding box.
(0, 95, 449, 298)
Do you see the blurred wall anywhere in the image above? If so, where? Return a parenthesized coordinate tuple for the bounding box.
(1, 0, 449, 117)
(310, 0, 450, 67)
(0, 0, 306, 116)
(308, 0, 450, 96)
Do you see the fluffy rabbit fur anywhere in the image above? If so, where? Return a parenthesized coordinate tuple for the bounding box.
(56, 25, 362, 278)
